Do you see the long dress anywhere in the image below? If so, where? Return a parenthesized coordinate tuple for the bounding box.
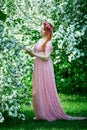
(32, 38, 87, 121)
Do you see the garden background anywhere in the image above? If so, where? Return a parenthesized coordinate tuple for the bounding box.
(0, 0, 87, 129)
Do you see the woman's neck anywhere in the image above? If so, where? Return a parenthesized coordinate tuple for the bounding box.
(42, 36, 48, 41)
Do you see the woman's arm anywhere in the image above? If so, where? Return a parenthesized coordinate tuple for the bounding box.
(23, 47, 34, 57)
(32, 51, 50, 61)
(23, 46, 51, 61)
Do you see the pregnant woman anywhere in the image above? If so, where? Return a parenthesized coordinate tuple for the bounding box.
(23, 21, 87, 121)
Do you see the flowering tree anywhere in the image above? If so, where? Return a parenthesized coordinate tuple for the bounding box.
(52, 0, 87, 94)
(0, 0, 54, 123)
(0, 22, 32, 122)
(0, 0, 87, 122)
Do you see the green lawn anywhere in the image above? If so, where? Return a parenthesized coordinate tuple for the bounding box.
(0, 94, 87, 130)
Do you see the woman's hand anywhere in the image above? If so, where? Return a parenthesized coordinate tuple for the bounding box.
(23, 47, 35, 57)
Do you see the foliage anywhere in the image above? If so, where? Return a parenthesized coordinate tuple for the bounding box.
(0, 0, 87, 123)
(0, 22, 34, 122)
(51, 0, 87, 94)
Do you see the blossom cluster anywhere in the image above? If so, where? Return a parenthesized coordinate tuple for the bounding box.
(0, 23, 32, 123)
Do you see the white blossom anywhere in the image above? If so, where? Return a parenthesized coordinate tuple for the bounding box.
(0, 113, 4, 123)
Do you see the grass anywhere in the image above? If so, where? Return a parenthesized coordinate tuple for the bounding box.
(0, 94, 87, 130)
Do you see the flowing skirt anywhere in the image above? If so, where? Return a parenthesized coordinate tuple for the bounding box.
(32, 57, 87, 121)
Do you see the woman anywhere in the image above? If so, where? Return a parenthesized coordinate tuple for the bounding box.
(23, 21, 87, 121)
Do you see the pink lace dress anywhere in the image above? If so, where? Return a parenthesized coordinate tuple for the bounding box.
(32, 38, 87, 121)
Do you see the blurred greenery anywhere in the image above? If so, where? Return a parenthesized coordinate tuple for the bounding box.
(0, 0, 87, 123)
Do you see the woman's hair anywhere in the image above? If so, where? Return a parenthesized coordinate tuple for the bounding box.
(41, 21, 53, 52)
